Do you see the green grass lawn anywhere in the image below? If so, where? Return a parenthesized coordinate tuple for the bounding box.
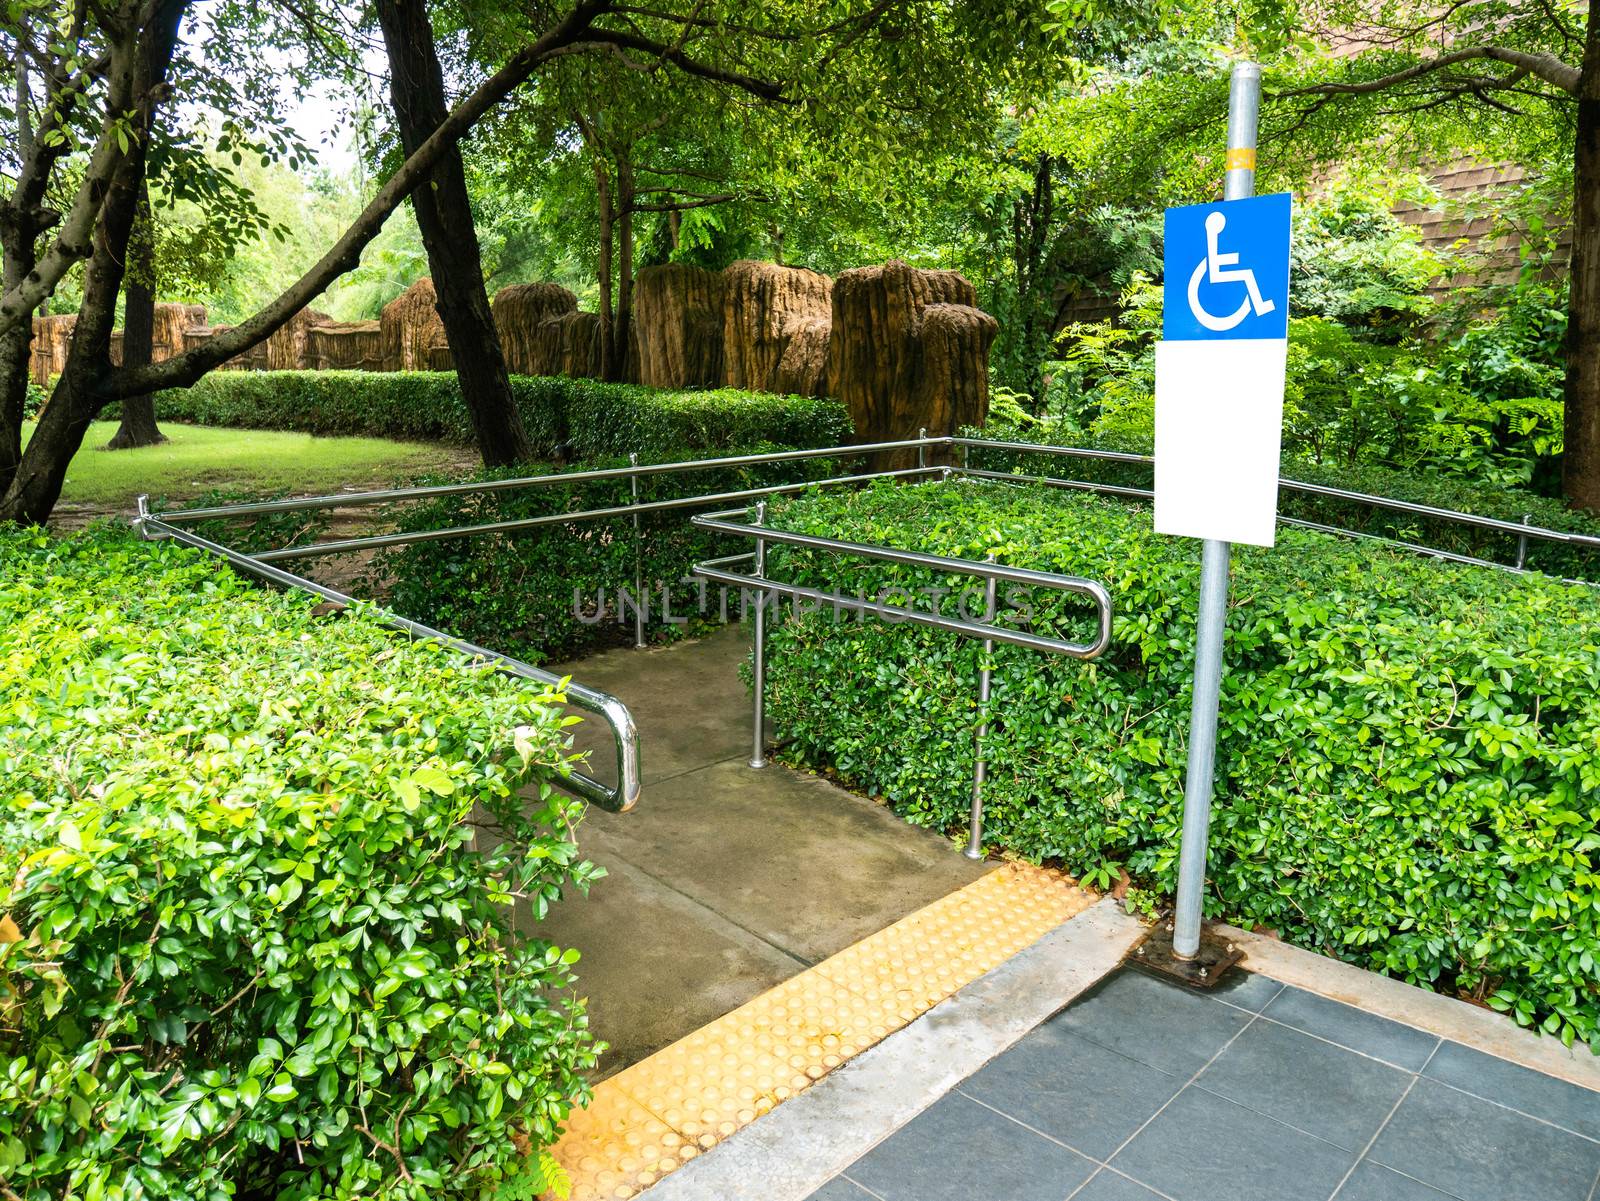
(26, 421, 466, 509)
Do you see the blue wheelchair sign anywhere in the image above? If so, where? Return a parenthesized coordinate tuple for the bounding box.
(1163, 192, 1291, 342)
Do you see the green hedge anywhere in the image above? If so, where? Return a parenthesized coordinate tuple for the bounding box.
(0, 529, 602, 1199)
(761, 479, 1600, 1049)
(147, 371, 851, 458)
(372, 448, 842, 664)
(963, 425, 1600, 580)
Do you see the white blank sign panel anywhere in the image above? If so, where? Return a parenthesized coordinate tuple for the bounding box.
(1153, 338, 1287, 548)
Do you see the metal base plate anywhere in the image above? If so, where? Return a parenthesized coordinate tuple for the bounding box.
(1127, 920, 1244, 990)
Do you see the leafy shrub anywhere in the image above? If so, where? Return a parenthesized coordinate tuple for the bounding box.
(1288, 180, 1441, 329)
(1435, 272, 1568, 493)
(147, 371, 850, 459)
(372, 449, 841, 664)
(1051, 295, 1520, 480)
(1046, 183, 1571, 490)
(760, 480, 1600, 1048)
(146, 371, 563, 446)
(960, 425, 1600, 581)
(23, 380, 48, 418)
(558, 384, 851, 459)
(0, 529, 603, 1199)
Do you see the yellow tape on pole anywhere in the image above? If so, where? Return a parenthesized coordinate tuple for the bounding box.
(1225, 147, 1256, 171)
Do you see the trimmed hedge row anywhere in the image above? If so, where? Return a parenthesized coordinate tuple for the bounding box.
(0, 529, 601, 1199)
(146, 371, 851, 458)
(371, 448, 842, 664)
(760, 479, 1600, 1049)
(964, 426, 1600, 581)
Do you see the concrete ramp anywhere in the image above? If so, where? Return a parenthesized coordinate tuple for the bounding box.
(537, 625, 990, 1075)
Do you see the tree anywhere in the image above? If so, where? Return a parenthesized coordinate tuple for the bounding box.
(1263, 2, 1595, 508)
(508, 63, 750, 379)
(470, 0, 1136, 379)
(3, 0, 1136, 525)
(376, 0, 533, 464)
(104, 180, 165, 449)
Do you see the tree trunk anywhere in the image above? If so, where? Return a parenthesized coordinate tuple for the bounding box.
(614, 155, 635, 382)
(105, 183, 166, 450)
(2, 47, 59, 492)
(376, 0, 533, 468)
(0, 316, 30, 496)
(594, 157, 617, 379)
(0, 2, 181, 524)
(1564, 4, 1600, 512)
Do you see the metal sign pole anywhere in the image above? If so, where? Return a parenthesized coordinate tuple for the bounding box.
(1171, 61, 1261, 962)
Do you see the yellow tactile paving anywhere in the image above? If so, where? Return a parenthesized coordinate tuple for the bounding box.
(548, 861, 1094, 1199)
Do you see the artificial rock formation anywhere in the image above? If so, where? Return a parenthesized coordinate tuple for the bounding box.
(827, 260, 991, 458)
(722, 260, 833, 397)
(35, 303, 207, 387)
(263, 307, 332, 371)
(29, 314, 78, 386)
(632, 263, 725, 389)
(19, 263, 998, 459)
(305, 321, 384, 371)
(531, 310, 603, 379)
(918, 302, 999, 438)
(492, 283, 579, 376)
(180, 325, 269, 371)
(380, 277, 447, 372)
(148, 303, 206, 362)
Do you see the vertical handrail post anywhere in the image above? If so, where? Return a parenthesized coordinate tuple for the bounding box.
(630, 452, 646, 649)
(1172, 60, 1259, 961)
(965, 554, 999, 860)
(749, 499, 769, 769)
(1516, 513, 1531, 571)
(918, 427, 928, 470)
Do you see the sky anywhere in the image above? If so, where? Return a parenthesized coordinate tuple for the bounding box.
(286, 78, 363, 174)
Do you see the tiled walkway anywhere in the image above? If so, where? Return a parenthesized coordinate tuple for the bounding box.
(805, 967, 1600, 1201)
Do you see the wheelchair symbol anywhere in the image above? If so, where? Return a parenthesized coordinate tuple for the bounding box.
(1187, 211, 1277, 333)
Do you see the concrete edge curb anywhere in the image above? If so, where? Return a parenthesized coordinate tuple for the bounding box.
(641, 898, 1143, 1201)
(1217, 922, 1600, 1092)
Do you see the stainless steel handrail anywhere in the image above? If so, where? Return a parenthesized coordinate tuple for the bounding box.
(964, 465, 1600, 587)
(692, 509, 1114, 656)
(149, 432, 1599, 571)
(952, 437, 1600, 552)
(252, 467, 941, 564)
(133, 428, 1591, 833)
(153, 437, 947, 523)
(135, 500, 642, 813)
(690, 507, 1114, 858)
(694, 553, 1112, 658)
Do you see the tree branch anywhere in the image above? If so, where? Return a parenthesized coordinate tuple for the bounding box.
(629, 192, 741, 211)
(574, 27, 790, 102)
(0, 21, 143, 332)
(1274, 44, 1581, 100)
(100, 0, 618, 398)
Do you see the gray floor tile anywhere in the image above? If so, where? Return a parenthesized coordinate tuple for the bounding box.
(1207, 969, 1283, 1013)
(846, 1092, 1095, 1201)
(1333, 1162, 1462, 1201)
(1071, 1170, 1168, 1200)
(1195, 1018, 1413, 1150)
(1262, 986, 1439, 1070)
(1423, 1040, 1600, 1140)
(1052, 969, 1250, 1078)
(1110, 1087, 1356, 1201)
(806, 1178, 881, 1201)
(1370, 1078, 1600, 1201)
(960, 1025, 1185, 1160)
